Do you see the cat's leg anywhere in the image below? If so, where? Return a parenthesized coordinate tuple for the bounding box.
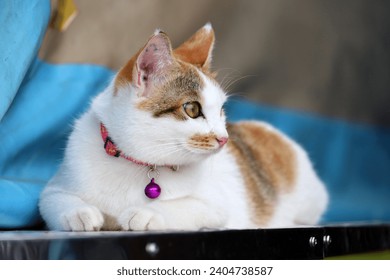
(39, 187, 104, 231)
(118, 207, 166, 231)
(119, 197, 226, 231)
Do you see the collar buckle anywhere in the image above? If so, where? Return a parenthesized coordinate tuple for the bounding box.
(104, 136, 120, 157)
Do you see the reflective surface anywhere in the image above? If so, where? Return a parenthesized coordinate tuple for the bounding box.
(1, 224, 389, 260)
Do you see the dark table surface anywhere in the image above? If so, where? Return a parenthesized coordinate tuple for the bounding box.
(1, 224, 389, 260)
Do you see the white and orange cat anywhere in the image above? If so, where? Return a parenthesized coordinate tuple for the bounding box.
(39, 23, 328, 231)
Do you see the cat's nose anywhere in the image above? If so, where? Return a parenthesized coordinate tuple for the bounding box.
(216, 137, 229, 147)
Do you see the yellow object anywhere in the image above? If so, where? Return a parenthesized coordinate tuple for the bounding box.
(50, 0, 78, 31)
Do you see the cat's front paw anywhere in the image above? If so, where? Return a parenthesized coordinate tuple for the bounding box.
(119, 207, 166, 231)
(60, 206, 104, 231)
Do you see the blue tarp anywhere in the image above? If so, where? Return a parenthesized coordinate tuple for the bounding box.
(0, 59, 113, 228)
(1, 0, 389, 228)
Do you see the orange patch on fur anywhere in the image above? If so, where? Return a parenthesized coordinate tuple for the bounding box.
(114, 48, 141, 93)
(114, 24, 216, 94)
(188, 132, 218, 150)
(227, 121, 297, 226)
(136, 62, 203, 120)
(174, 24, 215, 72)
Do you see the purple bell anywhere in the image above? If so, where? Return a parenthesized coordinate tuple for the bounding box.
(144, 178, 161, 199)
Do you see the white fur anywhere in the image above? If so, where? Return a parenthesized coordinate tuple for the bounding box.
(39, 72, 328, 231)
(203, 22, 213, 32)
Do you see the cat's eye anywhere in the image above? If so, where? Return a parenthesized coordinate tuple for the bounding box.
(183, 101, 203, 119)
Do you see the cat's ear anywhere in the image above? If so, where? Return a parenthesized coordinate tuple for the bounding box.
(174, 23, 215, 71)
(115, 31, 175, 96)
(134, 31, 175, 94)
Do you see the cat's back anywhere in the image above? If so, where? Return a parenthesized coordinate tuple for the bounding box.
(226, 121, 327, 227)
(227, 121, 297, 193)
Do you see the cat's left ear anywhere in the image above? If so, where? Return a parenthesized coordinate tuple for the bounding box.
(134, 31, 176, 96)
(115, 31, 175, 96)
(174, 23, 215, 71)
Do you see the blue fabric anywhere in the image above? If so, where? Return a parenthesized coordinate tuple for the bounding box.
(0, 60, 113, 228)
(0, 0, 49, 228)
(0, 0, 51, 121)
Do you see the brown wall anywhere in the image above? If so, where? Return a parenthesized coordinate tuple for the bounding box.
(40, 0, 390, 125)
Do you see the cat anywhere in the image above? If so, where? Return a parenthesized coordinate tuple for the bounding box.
(39, 23, 328, 231)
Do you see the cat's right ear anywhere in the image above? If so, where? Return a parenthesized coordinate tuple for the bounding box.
(174, 23, 215, 72)
(115, 31, 175, 97)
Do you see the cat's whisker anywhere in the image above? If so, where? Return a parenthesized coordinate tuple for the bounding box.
(217, 68, 241, 88)
(224, 74, 257, 93)
(220, 75, 238, 92)
(138, 144, 186, 161)
(150, 142, 182, 148)
(225, 91, 245, 99)
(149, 142, 187, 151)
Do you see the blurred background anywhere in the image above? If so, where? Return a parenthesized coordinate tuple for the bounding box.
(40, 0, 390, 125)
(1, 0, 389, 229)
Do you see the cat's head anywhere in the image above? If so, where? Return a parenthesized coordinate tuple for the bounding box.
(95, 23, 228, 166)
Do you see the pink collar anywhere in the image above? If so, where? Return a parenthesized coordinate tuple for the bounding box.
(100, 123, 180, 199)
(100, 123, 154, 167)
